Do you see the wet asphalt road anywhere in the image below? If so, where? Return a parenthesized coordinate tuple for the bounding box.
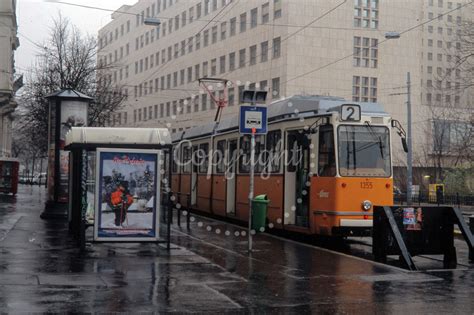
(0, 185, 473, 313)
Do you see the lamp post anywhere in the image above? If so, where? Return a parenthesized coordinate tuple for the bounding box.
(41, 88, 92, 220)
(385, 32, 412, 205)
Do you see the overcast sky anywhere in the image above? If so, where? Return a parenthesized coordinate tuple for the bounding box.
(16, 0, 137, 71)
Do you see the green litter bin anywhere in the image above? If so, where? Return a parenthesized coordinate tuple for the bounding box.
(252, 195, 270, 232)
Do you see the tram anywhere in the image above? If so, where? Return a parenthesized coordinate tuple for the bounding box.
(0, 157, 19, 195)
(170, 95, 405, 237)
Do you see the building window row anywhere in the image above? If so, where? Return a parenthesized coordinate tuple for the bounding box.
(132, 1, 281, 54)
(131, 77, 280, 124)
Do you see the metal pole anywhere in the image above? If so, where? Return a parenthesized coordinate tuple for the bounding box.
(248, 129, 255, 252)
(407, 72, 413, 206)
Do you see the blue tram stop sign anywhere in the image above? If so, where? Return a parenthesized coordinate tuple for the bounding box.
(239, 105, 267, 135)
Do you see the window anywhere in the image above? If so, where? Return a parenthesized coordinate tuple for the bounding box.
(220, 55, 226, 73)
(166, 102, 171, 117)
(239, 49, 246, 68)
(230, 17, 236, 36)
(220, 22, 227, 40)
(204, 30, 209, 47)
(181, 40, 186, 56)
(338, 126, 390, 177)
(274, 0, 282, 19)
(180, 69, 185, 85)
(215, 140, 226, 173)
(198, 143, 209, 173)
(203, 61, 209, 77)
(197, 3, 202, 19)
(182, 11, 187, 27)
(318, 126, 336, 177)
(272, 37, 281, 58)
(239, 135, 265, 173)
(272, 77, 280, 98)
(160, 103, 164, 118)
(204, 0, 210, 15)
(211, 58, 217, 76)
(352, 76, 377, 102)
(228, 87, 235, 106)
(265, 130, 282, 173)
(261, 41, 269, 62)
(240, 13, 247, 33)
(262, 3, 270, 24)
(201, 94, 208, 111)
(187, 67, 193, 83)
(196, 33, 201, 50)
(260, 80, 268, 91)
(251, 8, 258, 28)
(189, 7, 194, 23)
(428, 52, 433, 61)
(353, 36, 377, 68)
(188, 37, 194, 53)
(229, 52, 236, 71)
(212, 26, 218, 44)
(354, 0, 378, 29)
(249, 45, 257, 65)
(195, 64, 200, 80)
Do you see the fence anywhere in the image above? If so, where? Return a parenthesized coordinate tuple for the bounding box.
(394, 192, 474, 207)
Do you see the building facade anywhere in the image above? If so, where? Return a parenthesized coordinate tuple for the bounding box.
(98, 0, 473, 182)
(0, 0, 19, 157)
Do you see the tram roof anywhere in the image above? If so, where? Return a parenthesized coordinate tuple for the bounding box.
(173, 95, 389, 141)
(65, 127, 172, 148)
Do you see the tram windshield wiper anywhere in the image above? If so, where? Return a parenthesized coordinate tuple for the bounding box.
(364, 121, 384, 158)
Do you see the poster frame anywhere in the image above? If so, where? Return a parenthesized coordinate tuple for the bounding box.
(93, 148, 161, 242)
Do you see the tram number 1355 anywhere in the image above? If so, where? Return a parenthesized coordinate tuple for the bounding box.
(360, 181, 373, 189)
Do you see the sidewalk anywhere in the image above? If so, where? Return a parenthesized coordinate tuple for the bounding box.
(0, 185, 473, 313)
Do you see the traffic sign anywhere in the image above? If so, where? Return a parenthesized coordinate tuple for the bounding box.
(239, 106, 267, 134)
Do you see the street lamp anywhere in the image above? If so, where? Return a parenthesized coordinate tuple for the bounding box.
(385, 32, 413, 205)
(144, 17, 161, 26)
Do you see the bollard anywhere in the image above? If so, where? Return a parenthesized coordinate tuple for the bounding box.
(470, 216, 474, 262)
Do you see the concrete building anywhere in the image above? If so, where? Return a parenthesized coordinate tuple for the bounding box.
(98, 0, 473, 183)
(0, 0, 20, 157)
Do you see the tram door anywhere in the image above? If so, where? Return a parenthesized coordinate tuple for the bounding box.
(191, 145, 198, 206)
(284, 131, 310, 227)
(226, 139, 238, 215)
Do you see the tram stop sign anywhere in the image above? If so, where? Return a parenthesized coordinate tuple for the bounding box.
(239, 105, 267, 135)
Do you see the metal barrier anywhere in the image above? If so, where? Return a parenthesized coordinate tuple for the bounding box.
(394, 192, 474, 207)
(373, 206, 474, 270)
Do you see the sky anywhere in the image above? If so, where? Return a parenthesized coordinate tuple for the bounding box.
(16, 0, 137, 72)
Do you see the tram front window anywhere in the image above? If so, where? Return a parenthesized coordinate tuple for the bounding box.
(338, 125, 391, 177)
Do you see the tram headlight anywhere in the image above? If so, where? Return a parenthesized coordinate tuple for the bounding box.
(362, 200, 372, 211)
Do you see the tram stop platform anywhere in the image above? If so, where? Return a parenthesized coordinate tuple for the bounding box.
(0, 185, 473, 313)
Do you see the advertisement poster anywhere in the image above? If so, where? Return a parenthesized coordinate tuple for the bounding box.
(58, 151, 70, 203)
(58, 101, 87, 202)
(60, 101, 88, 149)
(94, 148, 161, 241)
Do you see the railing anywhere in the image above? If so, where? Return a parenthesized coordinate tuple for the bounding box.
(394, 192, 474, 207)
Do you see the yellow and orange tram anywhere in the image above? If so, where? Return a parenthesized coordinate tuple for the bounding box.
(170, 95, 397, 237)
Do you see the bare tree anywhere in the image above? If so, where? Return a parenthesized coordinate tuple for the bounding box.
(14, 14, 126, 160)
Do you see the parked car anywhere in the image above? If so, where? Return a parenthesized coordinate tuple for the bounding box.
(32, 173, 47, 185)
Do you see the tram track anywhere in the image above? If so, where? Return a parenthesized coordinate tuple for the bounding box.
(175, 210, 473, 271)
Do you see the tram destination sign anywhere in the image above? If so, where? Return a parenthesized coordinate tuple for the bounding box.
(239, 105, 268, 135)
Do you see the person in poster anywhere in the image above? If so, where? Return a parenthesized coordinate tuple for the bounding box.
(110, 182, 133, 226)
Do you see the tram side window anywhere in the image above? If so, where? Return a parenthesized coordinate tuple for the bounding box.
(318, 126, 336, 177)
(215, 140, 226, 173)
(265, 130, 282, 173)
(239, 135, 265, 173)
(198, 143, 209, 173)
(172, 146, 179, 173)
(182, 145, 192, 173)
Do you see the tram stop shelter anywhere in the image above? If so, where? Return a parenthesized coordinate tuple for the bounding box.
(64, 127, 173, 250)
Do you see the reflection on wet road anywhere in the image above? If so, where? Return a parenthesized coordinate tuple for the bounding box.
(0, 185, 472, 313)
